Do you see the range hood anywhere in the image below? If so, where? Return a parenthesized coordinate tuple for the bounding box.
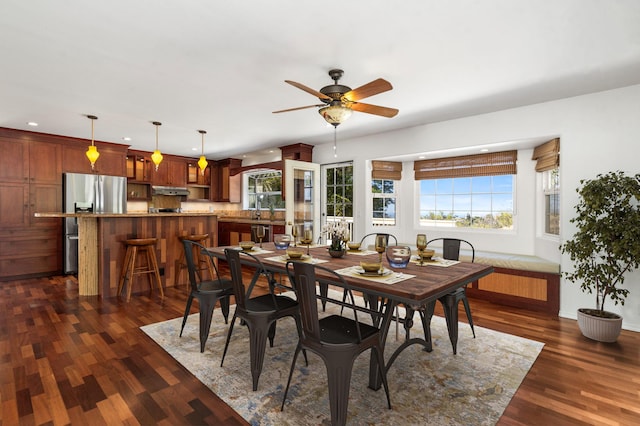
(151, 186, 190, 196)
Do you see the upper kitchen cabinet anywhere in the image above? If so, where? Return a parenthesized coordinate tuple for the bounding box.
(62, 141, 127, 176)
(0, 133, 61, 184)
(151, 156, 187, 187)
(126, 151, 153, 183)
(211, 158, 242, 202)
(187, 161, 211, 186)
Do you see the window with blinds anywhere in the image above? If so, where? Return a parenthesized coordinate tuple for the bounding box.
(415, 151, 516, 230)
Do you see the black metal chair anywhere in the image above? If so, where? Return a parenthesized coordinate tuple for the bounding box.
(414, 238, 476, 354)
(282, 261, 391, 426)
(179, 240, 233, 353)
(221, 248, 306, 391)
(359, 232, 398, 249)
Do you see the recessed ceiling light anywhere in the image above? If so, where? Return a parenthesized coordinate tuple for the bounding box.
(418, 155, 426, 159)
(27, 122, 38, 126)
(122, 137, 131, 141)
(242, 154, 247, 158)
(191, 147, 198, 151)
(480, 148, 489, 152)
(269, 150, 274, 153)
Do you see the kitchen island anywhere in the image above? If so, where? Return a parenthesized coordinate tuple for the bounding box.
(34, 212, 218, 297)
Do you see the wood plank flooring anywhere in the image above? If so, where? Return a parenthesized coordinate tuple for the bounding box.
(1, 274, 638, 425)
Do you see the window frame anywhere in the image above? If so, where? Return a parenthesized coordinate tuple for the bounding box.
(372, 178, 397, 227)
(243, 170, 285, 211)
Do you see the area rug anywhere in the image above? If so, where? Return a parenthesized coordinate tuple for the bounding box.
(141, 290, 543, 425)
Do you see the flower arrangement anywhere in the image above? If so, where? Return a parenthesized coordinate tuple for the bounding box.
(322, 219, 350, 251)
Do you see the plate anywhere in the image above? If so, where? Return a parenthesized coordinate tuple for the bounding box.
(358, 268, 391, 277)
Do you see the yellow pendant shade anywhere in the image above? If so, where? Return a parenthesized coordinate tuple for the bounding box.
(151, 121, 163, 171)
(197, 129, 208, 175)
(198, 155, 208, 175)
(86, 145, 100, 169)
(151, 149, 163, 171)
(85, 114, 99, 169)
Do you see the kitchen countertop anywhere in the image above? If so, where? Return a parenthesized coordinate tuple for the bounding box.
(34, 212, 219, 218)
(217, 216, 286, 226)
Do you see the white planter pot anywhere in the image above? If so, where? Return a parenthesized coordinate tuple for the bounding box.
(576, 308, 622, 342)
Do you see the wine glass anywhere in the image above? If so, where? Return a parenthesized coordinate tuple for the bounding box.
(302, 229, 313, 256)
(416, 234, 427, 266)
(291, 224, 299, 247)
(256, 225, 265, 249)
(375, 234, 387, 274)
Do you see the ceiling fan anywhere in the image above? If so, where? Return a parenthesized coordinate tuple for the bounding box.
(273, 69, 399, 127)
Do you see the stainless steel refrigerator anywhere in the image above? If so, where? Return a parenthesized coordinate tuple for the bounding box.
(63, 173, 127, 274)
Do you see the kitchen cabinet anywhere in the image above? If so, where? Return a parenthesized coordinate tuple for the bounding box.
(62, 143, 127, 176)
(126, 152, 153, 182)
(217, 221, 285, 246)
(151, 157, 187, 187)
(0, 129, 63, 279)
(211, 158, 241, 202)
(187, 162, 211, 186)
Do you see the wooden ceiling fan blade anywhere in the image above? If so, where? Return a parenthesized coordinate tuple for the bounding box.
(285, 80, 332, 100)
(343, 78, 393, 101)
(350, 102, 399, 118)
(272, 104, 324, 114)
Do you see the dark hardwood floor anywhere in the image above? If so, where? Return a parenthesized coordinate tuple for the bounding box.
(1, 274, 638, 425)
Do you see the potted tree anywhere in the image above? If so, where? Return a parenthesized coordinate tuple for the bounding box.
(561, 171, 640, 342)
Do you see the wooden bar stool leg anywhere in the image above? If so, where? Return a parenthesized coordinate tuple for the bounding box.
(126, 246, 138, 303)
(148, 246, 164, 298)
(118, 245, 133, 296)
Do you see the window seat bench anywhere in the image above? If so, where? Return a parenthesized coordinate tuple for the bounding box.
(437, 248, 560, 315)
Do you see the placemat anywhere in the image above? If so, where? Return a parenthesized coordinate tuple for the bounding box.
(334, 266, 415, 284)
(264, 255, 328, 265)
(410, 257, 460, 267)
(345, 249, 378, 256)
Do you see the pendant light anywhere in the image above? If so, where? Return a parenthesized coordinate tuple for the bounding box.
(150, 121, 163, 171)
(197, 130, 208, 175)
(85, 115, 99, 169)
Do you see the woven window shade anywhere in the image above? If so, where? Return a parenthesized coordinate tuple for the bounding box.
(413, 150, 517, 180)
(372, 160, 402, 180)
(532, 138, 560, 172)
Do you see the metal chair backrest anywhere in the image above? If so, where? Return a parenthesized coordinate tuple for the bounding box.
(287, 261, 365, 343)
(359, 233, 398, 248)
(182, 240, 225, 291)
(224, 248, 278, 310)
(426, 238, 475, 262)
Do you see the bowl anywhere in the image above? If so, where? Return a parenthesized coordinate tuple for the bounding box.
(286, 249, 304, 259)
(273, 234, 291, 250)
(360, 261, 382, 273)
(348, 241, 361, 251)
(418, 249, 435, 260)
(239, 241, 255, 251)
(386, 246, 411, 268)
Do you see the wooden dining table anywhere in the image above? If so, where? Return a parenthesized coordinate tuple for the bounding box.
(206, 243, 494, 390)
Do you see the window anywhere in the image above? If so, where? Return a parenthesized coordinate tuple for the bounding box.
(532, 138, 560, 236)
(418, 176, 514, 229)
(246, 170, 284, 210)
(325, 163, 353, 218)
(414, 151, 517, 230)
(372, 179, 396, 226)
(542, 169, 560, 235)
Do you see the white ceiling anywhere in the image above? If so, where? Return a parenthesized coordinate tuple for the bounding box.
(2, 0, 640, 161)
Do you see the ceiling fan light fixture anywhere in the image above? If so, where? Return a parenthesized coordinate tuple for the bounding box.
(318, 103, 352, 126)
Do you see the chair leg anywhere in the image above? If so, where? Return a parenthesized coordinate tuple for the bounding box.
(125, 246, 138, 303)
(118, 246, 133, 297)
(197, 295, 217, 353)
(219, 295, 230, 324)
(325, 353, 355, 426)
(267, 321, 277, 347)
(147, 247, 164, 298)
(281, 343, 303, 411)
(220, 313, 238, 367)
(461, 294, 475, 338)
(180, 294, 194, 337)
(248, 321, 272, 391)
(440, 294, 459, 355)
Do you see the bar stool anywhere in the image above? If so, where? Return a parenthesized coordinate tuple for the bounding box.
(176, 234, 215, 285)
(118, 238, 164, 302)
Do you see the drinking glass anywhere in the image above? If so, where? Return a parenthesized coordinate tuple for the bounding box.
(375, 235, 387, 273)
(291, 224, 299, 247)
(416, 234, 427, 265)
(256, 225, 265, 248)
(302, 229, 313, 255)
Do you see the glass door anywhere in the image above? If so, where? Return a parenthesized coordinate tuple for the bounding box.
(285, 159, 320, 244)
(320, 162, 354, 243)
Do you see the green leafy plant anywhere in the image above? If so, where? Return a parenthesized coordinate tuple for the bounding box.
(561, 171, 640, 315)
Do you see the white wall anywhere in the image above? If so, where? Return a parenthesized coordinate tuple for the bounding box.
(313, 84, 640, 331)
